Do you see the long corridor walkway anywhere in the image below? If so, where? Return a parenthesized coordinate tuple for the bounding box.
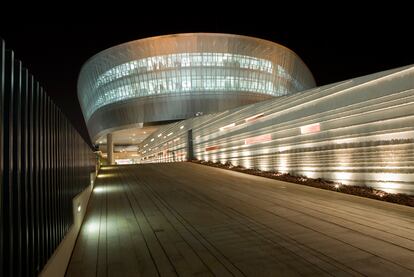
(66, 163, 414, 276)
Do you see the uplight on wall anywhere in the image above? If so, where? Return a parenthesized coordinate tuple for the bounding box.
(219, 123, 236, 131)
(244, 134, 272, 145)
(300, 123, 320, 134)
(245, 113, 264, 123)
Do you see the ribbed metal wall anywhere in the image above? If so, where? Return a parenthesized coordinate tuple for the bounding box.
(0, 39, 96, 277)
(139, 65, 414, 195)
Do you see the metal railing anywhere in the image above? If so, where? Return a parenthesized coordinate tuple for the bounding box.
(0, 39, 96, 277)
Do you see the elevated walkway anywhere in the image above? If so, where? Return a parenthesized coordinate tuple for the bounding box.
(67, 163, 414, 276)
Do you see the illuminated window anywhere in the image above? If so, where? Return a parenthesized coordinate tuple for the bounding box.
(82, 52, 307, 120)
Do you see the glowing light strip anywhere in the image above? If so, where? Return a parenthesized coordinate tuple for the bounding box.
(244, 134, 272, 145)
(245, 113, 264, 122)
(300, 123, 321, 134)
(219, 123, 236, 131)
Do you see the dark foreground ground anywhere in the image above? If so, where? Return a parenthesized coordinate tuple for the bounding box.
(66, 162, 414, 276)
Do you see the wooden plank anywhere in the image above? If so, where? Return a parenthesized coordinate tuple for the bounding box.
(67, 163, 414, 276)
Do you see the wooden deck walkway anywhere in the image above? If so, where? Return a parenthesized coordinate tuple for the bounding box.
(66, 162, 414, 276)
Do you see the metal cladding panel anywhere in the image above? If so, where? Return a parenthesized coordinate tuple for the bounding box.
(87, 92, 274, 141)
(0, 38, 4, 277)
(34, 81, 41, 273)
(3, 49, 14, 276)
(38, 87, 45, 267)
(12, 60, 22, 276)
(0, 40, 97, 277)
(20, 68, 29, 276)
(78, 33, 316, 142)
(139, 65, 414, 195)
(28, 74, 35, 276)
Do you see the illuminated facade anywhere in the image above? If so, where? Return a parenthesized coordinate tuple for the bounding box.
(139, 65, 414, 195)
(78, 33, 315, 144)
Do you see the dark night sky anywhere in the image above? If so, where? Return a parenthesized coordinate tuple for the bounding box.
(1, 16, 413, 145)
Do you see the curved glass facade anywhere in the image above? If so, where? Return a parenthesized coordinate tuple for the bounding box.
(78, 33, 316, 142)
(82, 52, 306, 120)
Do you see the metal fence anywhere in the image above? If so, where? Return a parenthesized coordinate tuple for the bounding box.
(0, 39, 96, 276)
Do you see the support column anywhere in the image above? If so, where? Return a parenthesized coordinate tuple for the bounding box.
(107, 133, 114, 165)
(187, 129, 194, 161)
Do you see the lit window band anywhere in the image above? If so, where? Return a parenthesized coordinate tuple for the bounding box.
(83, 52, 305, 120)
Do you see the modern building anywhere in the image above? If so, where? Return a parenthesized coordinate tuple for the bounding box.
(77, 33, 316, 163)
